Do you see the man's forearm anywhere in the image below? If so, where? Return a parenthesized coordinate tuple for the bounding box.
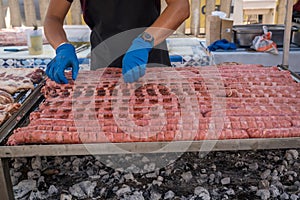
(146, 0, 190, 46)
(44, 0, 72, 50)
(44, 17, 69, 50)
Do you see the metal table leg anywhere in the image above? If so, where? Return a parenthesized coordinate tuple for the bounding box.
(0, 158, 14, 200)
(282, 0, 294, 67)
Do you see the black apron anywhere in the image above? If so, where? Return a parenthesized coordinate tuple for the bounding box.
(81, 0, 171, 70)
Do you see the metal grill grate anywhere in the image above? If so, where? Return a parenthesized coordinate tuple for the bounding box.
(7, 65, 300, 145)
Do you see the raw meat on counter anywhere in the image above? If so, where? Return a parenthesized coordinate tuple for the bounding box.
(7, 65, 300, 145)
(0, 28, 48, 46)
(0, 90, 21, 125)
(0, 90, 14, 104)
(0, 68, 44, 94)
(0, 68, 45, 125)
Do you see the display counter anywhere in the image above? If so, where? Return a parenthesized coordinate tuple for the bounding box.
(211, 46, 300, 73)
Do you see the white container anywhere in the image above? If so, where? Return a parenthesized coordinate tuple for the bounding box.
(27, 28, 43, 55)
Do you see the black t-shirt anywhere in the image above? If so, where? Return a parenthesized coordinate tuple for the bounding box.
(67, 0, 170, 68)
(67, 0, 160, 36)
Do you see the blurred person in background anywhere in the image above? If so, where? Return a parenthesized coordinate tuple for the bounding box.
(294, 0, 300, 12)
(293, 0, 300, 23)
(44, 0, 190, 84)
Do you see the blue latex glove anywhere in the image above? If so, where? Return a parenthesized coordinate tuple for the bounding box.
(122, 36, 153, 83)
(46, 43, 79, 84)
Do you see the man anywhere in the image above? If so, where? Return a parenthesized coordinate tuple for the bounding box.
(293, 0, 300, 24)
(294, 0, 300, 12)
(44, 0, 190, 84)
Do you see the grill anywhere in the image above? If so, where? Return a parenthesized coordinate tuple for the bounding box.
(1, 64, 300, 200)
(5, 65, 300, 146)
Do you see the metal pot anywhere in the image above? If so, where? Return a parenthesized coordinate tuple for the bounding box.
(232, 24, 298, 47)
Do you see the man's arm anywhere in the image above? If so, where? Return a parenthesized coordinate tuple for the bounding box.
(44, 0, 72, 49)
(122, 0, 190, 83)
(44, 0, 79, 84)
(146, 0, 190, 46)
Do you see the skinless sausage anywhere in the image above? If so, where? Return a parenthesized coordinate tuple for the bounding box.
(7, 65, 300, 145)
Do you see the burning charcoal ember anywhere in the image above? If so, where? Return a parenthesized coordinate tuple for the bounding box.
(69, 181, 97, 199)
(7, 148, 300, 199)
(13, 179, 37, 199)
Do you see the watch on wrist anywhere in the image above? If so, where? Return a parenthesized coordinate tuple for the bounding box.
(139, 32, 154, 46)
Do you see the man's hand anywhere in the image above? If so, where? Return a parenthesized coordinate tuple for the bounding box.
(46, 43, 79, 84)
(122, 33, 154, 83)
